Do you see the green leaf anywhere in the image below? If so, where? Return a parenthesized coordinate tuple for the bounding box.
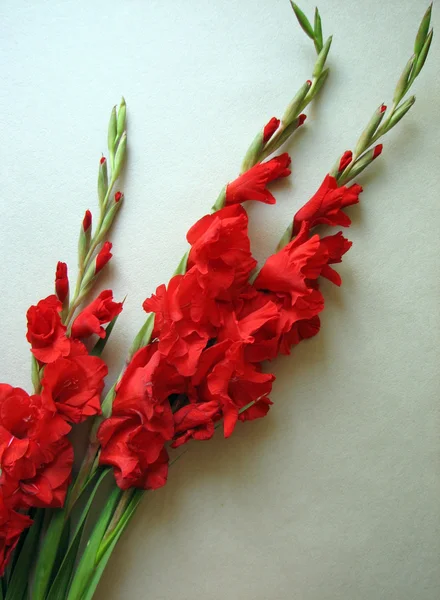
(290, 2, 315, 40)
(81, 490, 144, 600)
(66, 486, 122, 600)
(90, 305, 124, 357)
(46, 470, 110, 600)
(31, 509, 68, 600)
(414, 3, 432, 55)
(5, 510, 43, 600)
(313, 8, 323, 53)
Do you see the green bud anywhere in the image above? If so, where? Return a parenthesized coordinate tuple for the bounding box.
(307, 67, 329, 103)
(312, 36, 332, 78)
(78, 211, 92, 267)
(314, 8, 323, 53)
(107, 106, 117, 159)
(354, 103, 386, 156)
(98, 157, 108, 207)
(412, 28, 433, 80)
(282, 80, 311, 126)
(116, 97, 126, 142)
(98, 197, 122, 242)
(393, 54, 416, 104)
(387, 96, 416, 130)
(241, 131, 264, 173)
(414, 4, 432, 56)
(290, 2, 315, 40)
(112, 131, 127, 181)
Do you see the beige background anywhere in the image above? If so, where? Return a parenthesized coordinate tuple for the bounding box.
(0, 0, 439, 598)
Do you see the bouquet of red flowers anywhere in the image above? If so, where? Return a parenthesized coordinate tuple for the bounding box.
(0, 3, 434, 599)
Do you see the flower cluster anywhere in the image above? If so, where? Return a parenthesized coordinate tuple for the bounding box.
(98, 157, 362, 491)
(0, 289, 121, 574)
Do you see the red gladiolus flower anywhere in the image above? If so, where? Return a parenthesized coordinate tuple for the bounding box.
(15, 438, 74, 509)
(0, 495, 33, 576)
(187, 205, 257, 296)
(98, 345, 185, 489)
(293, 174, 363, 234)
(225, 153, 291, 206)
(171, 401, 220, 448)
(0, 384, 72, 510)
(95, 241, 112, 274)
(26, 295, 70, 363)
(192, 341, 274, 438)
(71, 290, 123, 339)
(263, 117, 280, 143)
(338, 150, 353, 172)
(83, 210, 92, 232)
(319, 232, 352, 286)
(41, 342, 107, 424)
(55, 261, 69, 303)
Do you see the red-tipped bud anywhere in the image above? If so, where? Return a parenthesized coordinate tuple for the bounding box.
(306, 80, 312, 86)
(263, 117, 280, 143)
(114, 191, 123, 203)
(338, 150, 353, 172)
(379, 104, 387, 113)
(95, 241, 113, 274)
(83, 210, 92, 232)
(297, 113, 307, 126)
(55, 261, 69, 303)
(100, 156, 106, 165)
(373, 144, 383, 158)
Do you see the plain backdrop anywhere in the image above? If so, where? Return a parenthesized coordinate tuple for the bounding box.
(0, 1, 439, 599)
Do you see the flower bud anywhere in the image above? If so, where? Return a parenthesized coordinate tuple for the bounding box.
(98, 157, 108, 207)
(338, 150, 353, 173)
(414, 4, 432, 56)
(112, 131, 127, 181)
(79, 210, 92, 267)
(116, 97, 126, 142)
(354, 103, 386, 157)
(114, 191, 123, 203)
(55, 261, 69, 303)
(413, 28, 433, 80)
(388, 96, 416, 130)
(313, 8, 323, 53)
(281, 80, 312, 126)
(393, 55, 416, 104)
(312, 36, 332, 78)
(290, 2, 315, 40)
(263, 117, 280, 143)
(308, 68, 329, 101)
(95, 241, 113, 274)
(108, 106, 117, 159)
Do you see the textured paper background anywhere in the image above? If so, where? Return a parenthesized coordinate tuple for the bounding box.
(0, 1, 439, 598)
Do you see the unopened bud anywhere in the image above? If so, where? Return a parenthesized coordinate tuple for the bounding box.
(116, 97, 126, 142)
(354, 103, 387, 156)
(312, 36, 332, 78)
(338, 150, 353, 172)
(393, 54, 416, 104)
(112, 131, 127, 181)
(95, 241, 113, 274)
(108, 106, 117, 159)
(282, 80, 312, 126)
(55, 261, 69, 304)
(263, 117, 280, 143)
(79, 210, 92, 267)
(98, 157, 108, 207)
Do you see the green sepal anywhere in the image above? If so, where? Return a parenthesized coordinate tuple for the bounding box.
(116, 97, 126, 143)
(393, 54, 416, 104)
(412, 28, 433, 80)
(31, 355, 42, 393)
(173, 250, 189, 275)
(312, 36, 332, 79)
(107, 106, 117, 164)
(387, 96, 416, 131)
